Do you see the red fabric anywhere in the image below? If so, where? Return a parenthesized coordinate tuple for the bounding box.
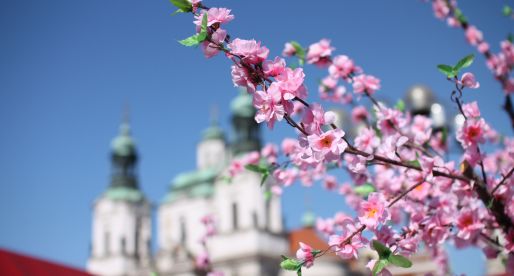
(0, 248, 93, 276)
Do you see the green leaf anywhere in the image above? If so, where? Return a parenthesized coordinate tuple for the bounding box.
(503, 5, 512, 17)
(296, 268, 302, 276)
(179, 34, 201, 46)
(508, 33, 513, 43)
(312, 249, 322, 257)
(290, 41, 305, 65)
(372, 240, 392, 260)
(441, 127, 448, 144)
(197, 13, 208, 42)
(354, 183, 376, 197)
(395, 99, 405, 112)
(260, 172, 269, 186)
(170, 0, 192, 12)
(280, 258, 301, 271)
(372, 259, 389, 276)
(454, 8, 467, 24)
(388, 254, 412, 268)
(171, 9, 185, 16)
(437, 64, 456, 78)
(454, 54, 474, 72)
(406, 159, 421, 168)
(245, 164, 263, 173)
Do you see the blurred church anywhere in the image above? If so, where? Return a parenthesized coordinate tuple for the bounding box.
(86, 92, 438, 276)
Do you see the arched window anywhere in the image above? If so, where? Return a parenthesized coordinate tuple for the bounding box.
(232, 202, 239, 230)
(104, 232, 110, 256)
(252, 211, 259, 228)
(121, 237, 126, 255)
(179, 217, 187, 244)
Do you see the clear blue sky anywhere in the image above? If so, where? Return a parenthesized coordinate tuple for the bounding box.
(0, 0, 511, 275)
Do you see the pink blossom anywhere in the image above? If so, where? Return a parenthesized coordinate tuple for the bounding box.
(411, 115, 432, 144)
(465, 25, 483, 46)
(329, 55, 357, 80)
(281, 138, 298, 155)
(358, 192, 390, 229)
(460, 72, 480, 89)
(328, 223, 366, 260)
(306, 39, 334, 67)
(302, 103, 326, 134)
(323, 175, 338, 190)
(456, 118, 489, 148)
(261, 143, 278, 163)
(201, 28, 226, 58)
(409, 181, 431, 201)
(375, 106, 406, 136)
(271, 185, 282, 195)
(456, 208, 484, 240)
(462, 101, 480, 118)
(253, 83, 285, 129)
(282, 42, 296, 57)
(296, 242, 315, 268)
(228, 160, 244, 177)
(353, 74, 381, 95)
(316, 218, 335, 236)
(273, 168, 297, 187)
(190, 0, 201, 13)
(275, 67, 307, 100)
(262, 57, 286, 77)
(351, 106, 369, 123)
(333, 212, 353, 227)
(366, 260, 393, 276)
(195, 251, 210, 270)
(194, 8, 234, 27)
(378, 135, 408, 160)
(432, 0, 449, 19)
(477, 42, 489, 54)
(319, 76, 337, 92)
(229, 38, 269, 64)
(207, 272, 224, 276)
(307, 129, 348, 162)
(345, 154, 368, 174)
(421, 211, 452, 246)
(354, 127, 379, 153)
(231, 65, 256, 93)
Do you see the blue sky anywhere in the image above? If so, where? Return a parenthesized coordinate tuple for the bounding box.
(0, 0, 511, 275)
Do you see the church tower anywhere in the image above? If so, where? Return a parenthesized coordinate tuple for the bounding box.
(87, 120, 152, 276)
(208, 91, 288, 276)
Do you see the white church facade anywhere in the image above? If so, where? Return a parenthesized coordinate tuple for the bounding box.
(86, 92, 437, 276)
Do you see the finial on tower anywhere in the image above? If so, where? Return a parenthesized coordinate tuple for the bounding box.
(210, 104, 219, 126)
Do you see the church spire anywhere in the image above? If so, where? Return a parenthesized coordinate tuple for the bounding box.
(109, 110, 139, 189)
(230, 89, 261, 155)
(202, 105, 225, 141)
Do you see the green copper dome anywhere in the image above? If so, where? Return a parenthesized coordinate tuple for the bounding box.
(162, 168, 219, 204)
(202, 125, 225, 141)
(172, 168, 218, 190)
(104, 186, 143, 202)
(111, 123, 136, 156)
(230, 90, 255, 118)
(301, 211, 316, 228)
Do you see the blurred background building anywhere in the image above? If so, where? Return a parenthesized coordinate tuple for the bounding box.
(85, 91, 442, 276)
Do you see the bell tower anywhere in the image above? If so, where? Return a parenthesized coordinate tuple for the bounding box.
(87, 118, 152, 276)
(230, 89, 261, 155)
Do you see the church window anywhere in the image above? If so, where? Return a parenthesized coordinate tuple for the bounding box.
(232, 202, 239, 230)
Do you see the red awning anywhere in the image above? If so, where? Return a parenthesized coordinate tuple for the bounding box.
(0, 248, 93, 276)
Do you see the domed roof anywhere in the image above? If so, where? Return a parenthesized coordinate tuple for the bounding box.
(111, 122, 136, 156)
(104, 186, 143, 202)
(301, 211, 316, 228)
(202, 124, 225, 141)
(230, 90, 255, 118)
